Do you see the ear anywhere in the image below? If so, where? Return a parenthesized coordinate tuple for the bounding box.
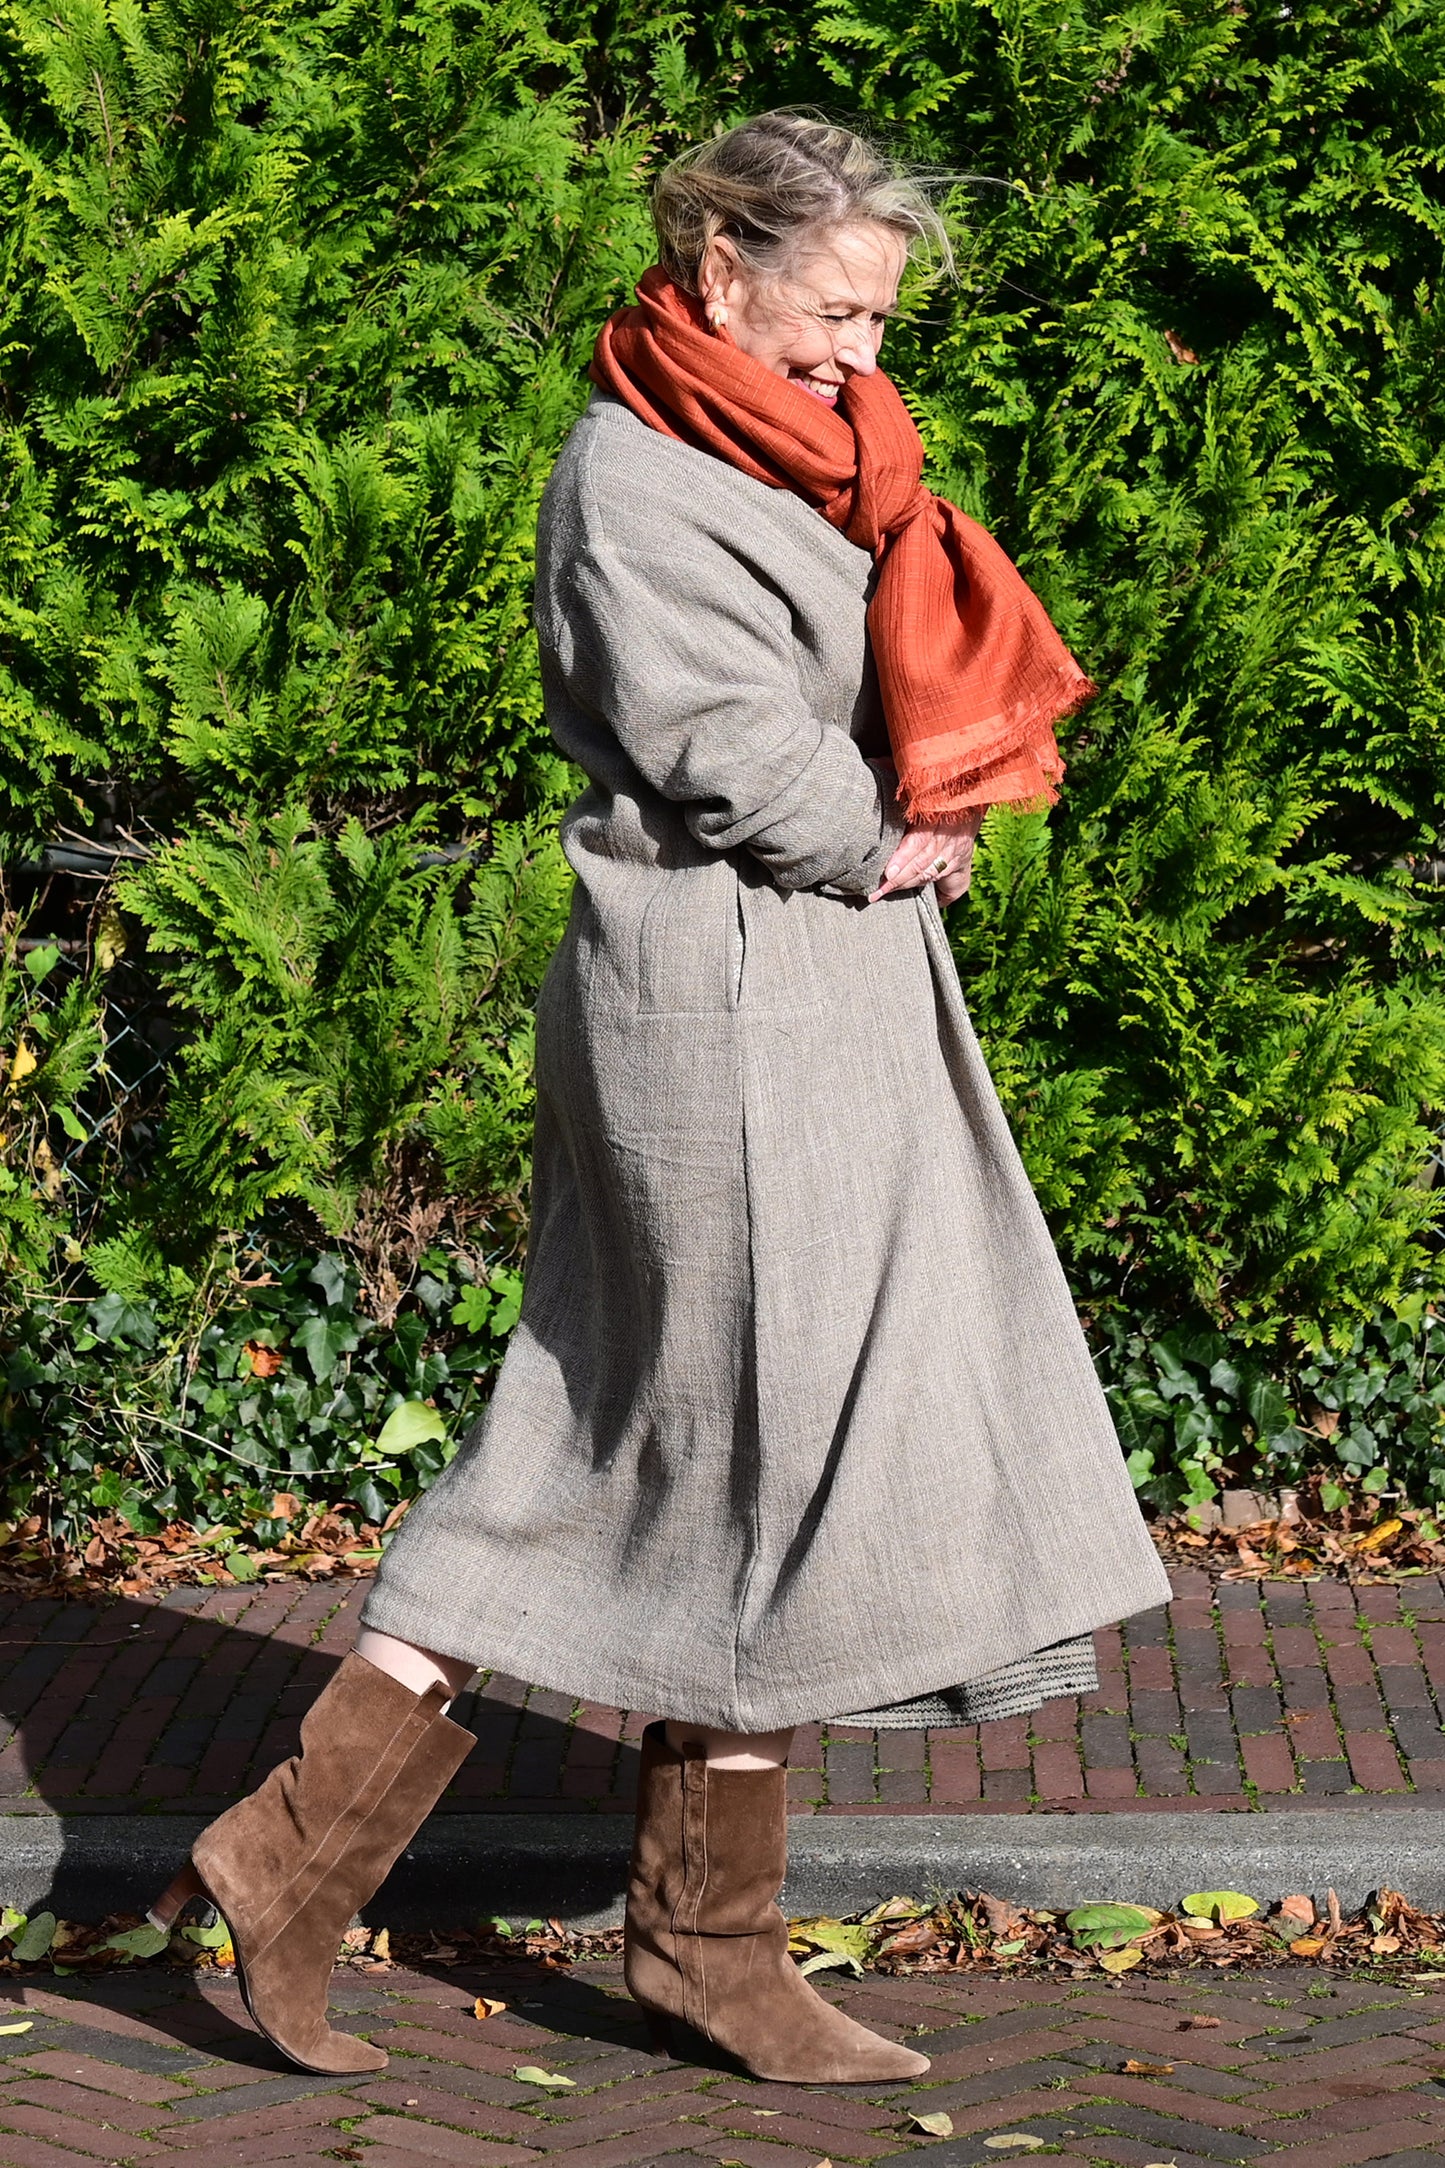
(697, 234, 741, 310)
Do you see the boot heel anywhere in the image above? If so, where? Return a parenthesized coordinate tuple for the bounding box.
(146, 1862, 206, 1933)
(643, 2010, 676, 2056)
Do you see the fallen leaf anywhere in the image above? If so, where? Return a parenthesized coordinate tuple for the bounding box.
(474, 1996, 507, 2020)
(1371, 1934, 1403, 1955)
(1279, 1894, 1315, 1924)
(789, 1915, 876, 1975)
(11, 1912, 55, 1962)
(1100, 1946, 1145, 1974)
(1178, 2015, 1221, 2029)
(1124, 2059, 1175, 2075)
(0, 2022, 32, 2035)
(181, 1919, 231, 1951)
(982, 1895, 1028, 1937)
(1065, 1902, 1158, 1950)
(514, 2066, 576, 2089)
(984, 2137, 1046, 2150)
(103, 1925, 170, 1960)
(1164, 328, 1199, 363)
(372, 1928, 390, 1961)
(909, 2111, 955, 2137)
(879, 1921, 942, 1956)
(1354, 1519, 1404, 1554)
(1290, 1936, 1329, 1958)
(244, 1341, 284, 1379)
(1181, 1891, 1258, 1924)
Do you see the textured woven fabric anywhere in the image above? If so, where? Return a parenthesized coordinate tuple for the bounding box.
(590, 269, 1089, 818)
(840, 1633, 1100, 1729)
(362, 393, 1171, 1730)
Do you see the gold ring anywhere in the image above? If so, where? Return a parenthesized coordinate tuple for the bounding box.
(931, 855, 949, 876)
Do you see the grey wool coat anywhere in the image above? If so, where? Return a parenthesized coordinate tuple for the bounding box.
(361, 391, 1171, 1731)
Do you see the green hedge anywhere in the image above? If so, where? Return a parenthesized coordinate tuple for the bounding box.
(1, 0, 1443, 1540)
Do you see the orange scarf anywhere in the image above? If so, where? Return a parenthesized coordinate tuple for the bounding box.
(590, 269, 1092, 821)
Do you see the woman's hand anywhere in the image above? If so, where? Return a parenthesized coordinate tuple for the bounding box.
(869, 807, 984, 906)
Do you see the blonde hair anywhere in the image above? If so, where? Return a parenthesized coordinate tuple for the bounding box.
(652, 112, 954, 292)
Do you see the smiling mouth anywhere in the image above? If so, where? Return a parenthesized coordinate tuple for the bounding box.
(790, 372, 841, 402)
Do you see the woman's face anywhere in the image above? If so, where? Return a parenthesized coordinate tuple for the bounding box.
(697, 220, 908, 408)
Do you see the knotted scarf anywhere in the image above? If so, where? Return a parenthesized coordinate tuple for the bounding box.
(590, 268, 1093, 820)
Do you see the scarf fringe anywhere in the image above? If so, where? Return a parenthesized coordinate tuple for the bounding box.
(895, 673, 1097, 824)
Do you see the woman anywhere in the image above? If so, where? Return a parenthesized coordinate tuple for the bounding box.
(150, 112, 1169, 2086)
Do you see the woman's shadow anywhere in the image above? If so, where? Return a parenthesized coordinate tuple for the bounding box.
(0, 1577, 644, 2068)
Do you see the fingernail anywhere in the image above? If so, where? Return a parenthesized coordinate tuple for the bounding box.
(885, 862, 900, 878)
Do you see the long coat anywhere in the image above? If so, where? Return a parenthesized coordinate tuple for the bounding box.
(361, 392, 1170, 1731)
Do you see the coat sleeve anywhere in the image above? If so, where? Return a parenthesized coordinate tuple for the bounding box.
(542, 532, 906, 895)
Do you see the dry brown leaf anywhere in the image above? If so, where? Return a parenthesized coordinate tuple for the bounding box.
(982, 1895, 1028, 1938)
(1164, 328, 1199, 364)
(371, 1928, 390, 1961)
(1124, 2060, 1175, 2075)
(879, 1921, 942, 1956)
(474, 1996, 507, 2020)
(1291, 1936, 1329, 1958)
(1279, 1895, 1315, 1924)
(243, 1340, 284, 1379)
(1178, 2015, 1221, 2029)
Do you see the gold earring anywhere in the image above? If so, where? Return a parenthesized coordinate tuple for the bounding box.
(706, 303, 728, 331)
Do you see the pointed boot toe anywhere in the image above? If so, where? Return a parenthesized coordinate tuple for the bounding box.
(740, 1993, 933, 2085)
(234, 1937, 391, 2075)
(852, 2034, 930, 2081)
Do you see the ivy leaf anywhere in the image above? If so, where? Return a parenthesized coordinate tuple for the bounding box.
(293, 1312, 361, 1384)
(374, 1400, 447, 1454)
(309, 1255, 350, 1307)
(88, 1294, 157, 1349)
(489, 1270, 524, 1335)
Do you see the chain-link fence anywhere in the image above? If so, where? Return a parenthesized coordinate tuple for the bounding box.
(13, 839, 172, 1212)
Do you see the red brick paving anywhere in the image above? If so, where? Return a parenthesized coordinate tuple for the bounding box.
(0, 1959, 1442, 2166)
(2, 1569, 1445, 1814)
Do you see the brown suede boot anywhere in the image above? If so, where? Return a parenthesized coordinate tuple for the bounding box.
(148, 1651, 474, 2074)
(624, 1722, 929, 2083)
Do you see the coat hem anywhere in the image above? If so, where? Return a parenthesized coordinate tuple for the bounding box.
(357, 1564, 1169, 1733)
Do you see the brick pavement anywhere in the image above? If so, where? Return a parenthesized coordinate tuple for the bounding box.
(2, 1569, 1445, 1816)
(3, 1952, 1445, 2166)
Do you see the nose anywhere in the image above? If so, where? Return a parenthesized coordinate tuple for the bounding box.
(835, 323, 878, 376)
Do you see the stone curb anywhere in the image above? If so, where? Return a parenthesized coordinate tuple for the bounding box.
(0, 1805, 1431, 1930)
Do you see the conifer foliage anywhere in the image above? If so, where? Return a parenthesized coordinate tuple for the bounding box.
(1, 0, 1443, 1533)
